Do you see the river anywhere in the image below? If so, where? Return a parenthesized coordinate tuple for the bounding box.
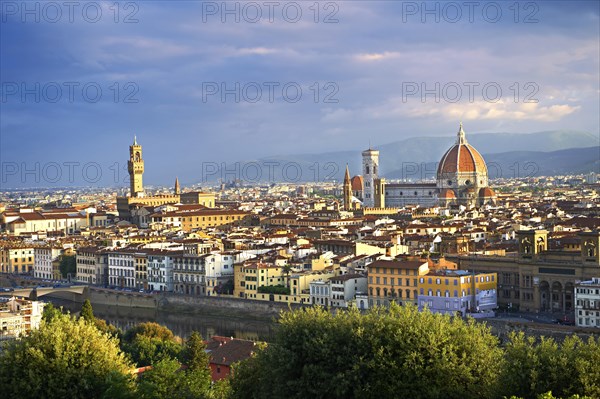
(49, 299, 278, 342)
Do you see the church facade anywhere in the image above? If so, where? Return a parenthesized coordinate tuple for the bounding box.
(344, 124, 497, 210)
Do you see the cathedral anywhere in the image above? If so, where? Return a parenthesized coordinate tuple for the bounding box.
(343, 123, 497, 210)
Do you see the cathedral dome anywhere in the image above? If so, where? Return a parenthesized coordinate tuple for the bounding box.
(437, 124, 487, 177)
(479, 187, 496, 198)
(351, 175, 364, 191)
(439, 188, 455, 198)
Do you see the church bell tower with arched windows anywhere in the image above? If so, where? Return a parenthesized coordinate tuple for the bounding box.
(128, 136, 145, 197)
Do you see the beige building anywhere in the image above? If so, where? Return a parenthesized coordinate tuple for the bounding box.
(455, 230, 600, 313)
(2, 210, 89, 236)
(76, 247, 108, 286)
(0, 297, 45, 340)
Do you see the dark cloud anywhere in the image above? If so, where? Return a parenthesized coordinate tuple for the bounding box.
(1, 0, 598, 187)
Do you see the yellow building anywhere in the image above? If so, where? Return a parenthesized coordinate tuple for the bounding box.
(134, 254, 148, 290)
(289, 271, 335, 304)
(149, 208, 252, 231)
(311, 252, 335, 271)
(236, 262, 333, 304)
(0, 244, 36, 274)
(241, 263, 284, 299)
(417, 270, 497, 316)
(233, 263, 246, 298)
(366, 259, 430, 307)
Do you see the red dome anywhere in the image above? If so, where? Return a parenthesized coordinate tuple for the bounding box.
(479, 187, 496, 197)
(439, 188, 456, 198)
(351, 175, 363, 191)
(437, 124, 487, 176)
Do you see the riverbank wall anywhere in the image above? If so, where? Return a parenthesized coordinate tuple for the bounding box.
(86, 288, 304, 320)
(38, 288, 600, 341)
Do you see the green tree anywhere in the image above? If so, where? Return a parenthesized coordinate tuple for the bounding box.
(0, 312, 135, 399)
(231, 304, 503, 399)
(230, 353, 265, 399)
(138, 357, 212, 399)
(58, 255, 76, 279)
(122, 322, 183, 367)
(123, 322, 178, 343)
(209, 378, 233, 399)
(41, 302, 62, 322)
(182, 331, 211, 373)
(81, 299, 94, 322)
(282, 264, 292, 288)
(94, 317, 122, 338)
(501, 332, 600, 399)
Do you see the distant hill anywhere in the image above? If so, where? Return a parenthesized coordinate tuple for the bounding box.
(384, 146, 600, 180)
(368, 129, 599, 176)
(198, 130, 599, 183)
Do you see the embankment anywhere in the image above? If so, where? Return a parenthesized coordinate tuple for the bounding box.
(86, 288, 303, 320)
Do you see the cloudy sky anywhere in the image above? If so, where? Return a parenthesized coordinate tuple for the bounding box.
(1, 1, 598, 187)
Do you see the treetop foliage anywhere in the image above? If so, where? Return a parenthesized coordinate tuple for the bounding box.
(0, 312, 134, 399)
(230, 304, 600, 399)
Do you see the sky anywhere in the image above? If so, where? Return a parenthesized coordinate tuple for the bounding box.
(0, 0, 599, 188)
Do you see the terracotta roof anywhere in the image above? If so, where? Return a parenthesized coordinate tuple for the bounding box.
(367, 259, 426, 270)
(206, 336, 256, 366)
(479, 187, 496, 197)
(439, 188, 456, 198)
(351, 175, 364, 191)
(437, 144, 487, 175)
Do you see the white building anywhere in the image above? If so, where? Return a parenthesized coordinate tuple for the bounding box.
(172, 252, 206, 296)
(329, 273, 368, 308)
(205, 252, 235, 296)
(575, 278, 600, 328)
(33, 246, 62, 280)
(309, 279, 331, 306)
(108, 249, 137, 288)
(147, 250, 173, 292)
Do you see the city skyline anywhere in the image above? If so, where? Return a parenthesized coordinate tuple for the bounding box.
(1, 1, 599, 189)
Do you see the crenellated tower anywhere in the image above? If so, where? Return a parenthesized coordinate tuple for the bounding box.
(127, 136, 145, 197)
